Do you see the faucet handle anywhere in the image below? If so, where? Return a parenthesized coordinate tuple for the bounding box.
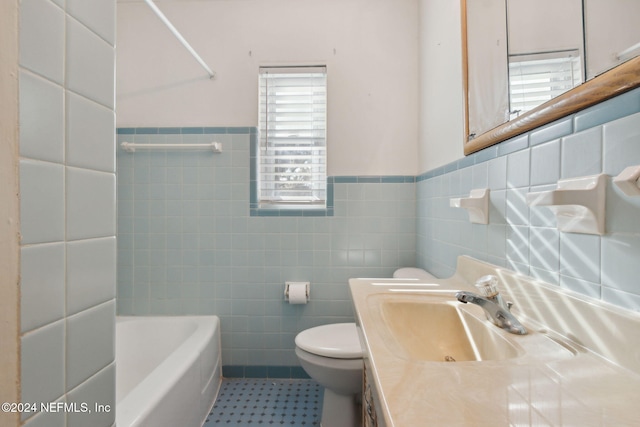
(506, 301, 514, 311)
(474, 275, 499, 297)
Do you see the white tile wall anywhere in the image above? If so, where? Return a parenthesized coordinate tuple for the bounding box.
(487, 224, 507, 259)
(19, 405, 66, 427)
(67, 0, 116, 45)
(66, 16, 115, 108)
(488, 155, 507, 189)
(471, 161, 489, 189)
(506, 149, 530, 188)
(19, 159, 65, 244)
(66, 167, 116, 240)
(601, 234, 640, 295)
(66, 237, 117, 315)
(19, 1, 116, 425)
(67, 364, 116, 427)
(559, 233, 600, 283)
(601, 286, 640, 313)
(529, 184, 557, 227)
(20, 243, 65, 332)
(606, 181, 640, 233)
(561, 126, 602, 178)
(21, 320, 65, 413)
(560, 275, 600, 298)
(66, 92, 116, 172)
(66, 301, 115, 390)
(603, 113, 640, 175)
(19, 71, 64, 162)
(530, 139, 560, 185)
(506, 188, 529, 226)
(506, 225, 529, 268)
(19, 0, 64, 83)
(530, 226, 559, 267)
(488, 189, 506, 224)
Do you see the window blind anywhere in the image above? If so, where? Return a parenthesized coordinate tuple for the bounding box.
(258, 66, 327, 205)
(509, 51, 582, 117)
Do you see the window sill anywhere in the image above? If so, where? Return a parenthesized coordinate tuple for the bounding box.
(250, 204, 333, 217)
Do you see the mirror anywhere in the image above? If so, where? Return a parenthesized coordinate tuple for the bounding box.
(463, 0, 640, 155)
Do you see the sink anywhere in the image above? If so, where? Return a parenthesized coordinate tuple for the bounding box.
(348, 263, 639, 426)
(368, 293, 523, 362)
(366, 292, 579, 363)
(368, 293, 522, 362)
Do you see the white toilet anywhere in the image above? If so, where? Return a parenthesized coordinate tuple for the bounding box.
(393, 266, 436, 280)
(295, 268, 434, 427)
(295, 323, 363, 427)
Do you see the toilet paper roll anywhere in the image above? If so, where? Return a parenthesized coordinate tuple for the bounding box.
(286, 282, 309, 304)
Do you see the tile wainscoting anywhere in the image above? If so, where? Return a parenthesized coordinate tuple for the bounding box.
(116, 127, 416, 367)
(417, 87, 640, 312)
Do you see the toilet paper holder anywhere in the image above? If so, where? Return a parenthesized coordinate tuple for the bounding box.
(285, 282, 310, 302)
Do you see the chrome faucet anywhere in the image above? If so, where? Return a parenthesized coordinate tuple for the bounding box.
(455, 275, 527, 335)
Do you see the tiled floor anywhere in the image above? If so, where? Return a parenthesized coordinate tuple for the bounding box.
(203, 378, 323, 426)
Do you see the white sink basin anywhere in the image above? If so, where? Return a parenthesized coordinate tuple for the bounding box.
(367, 292, 576, 363)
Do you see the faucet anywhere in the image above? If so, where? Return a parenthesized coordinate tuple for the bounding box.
(455, 275, 527, 335)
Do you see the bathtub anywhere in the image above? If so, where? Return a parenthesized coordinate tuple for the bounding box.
(116, 316, 221, 427)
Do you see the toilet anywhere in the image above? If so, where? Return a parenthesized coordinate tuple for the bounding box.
(295, 323, 363, 427)
(393, 267, 436, 280)
(295, 268, 434, 427)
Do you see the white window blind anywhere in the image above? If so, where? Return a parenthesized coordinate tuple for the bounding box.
(258, 66, 327, 206)
(509, 51, 583, 118)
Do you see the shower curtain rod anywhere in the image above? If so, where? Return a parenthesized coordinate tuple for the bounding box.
(144, 0, 216, 79)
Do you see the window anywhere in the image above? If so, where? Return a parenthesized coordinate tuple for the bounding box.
(508, 50, 582, 118)
(257, 66, 327, 208)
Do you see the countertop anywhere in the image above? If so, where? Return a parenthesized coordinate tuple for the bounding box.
(349, 256, 640, 426)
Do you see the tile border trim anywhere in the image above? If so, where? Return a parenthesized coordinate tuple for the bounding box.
(117, 127, 257, 135)
(222, 365, 310, 379)
(117, 127, 417, 218)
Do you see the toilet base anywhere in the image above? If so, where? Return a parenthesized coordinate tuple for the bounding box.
(320, 388, 361, 427)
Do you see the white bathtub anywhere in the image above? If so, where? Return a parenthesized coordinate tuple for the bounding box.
(116, 316, 221, 427)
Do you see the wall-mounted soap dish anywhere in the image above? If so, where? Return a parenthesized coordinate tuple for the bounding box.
(526, 173, 606, 235)
(450, 188, 490, 224)
(613, 165, 640, 197)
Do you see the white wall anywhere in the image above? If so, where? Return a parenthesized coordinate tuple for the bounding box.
(507, 0, 583, 55)
(585, 0, 640, 78)
(466, 0, 508, 139)
(0, 1, 20, 426)
(418, 0, 465, 172)
(117, 0, 419, 176)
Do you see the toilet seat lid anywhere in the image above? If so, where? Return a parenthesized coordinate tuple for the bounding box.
(295, 323, 363, 359)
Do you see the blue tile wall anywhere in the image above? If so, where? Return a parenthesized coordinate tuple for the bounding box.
(417, 87, 640, 312)
(117, 87, 640, 375)
(116, 127, 416, 367)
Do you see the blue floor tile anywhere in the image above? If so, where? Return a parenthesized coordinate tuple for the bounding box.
(203, 378, 323, 426)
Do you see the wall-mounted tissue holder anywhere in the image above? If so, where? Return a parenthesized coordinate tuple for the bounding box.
(285, 282, 310, 304)
(526, 173, 606, 235)
(613, 165, 640, 197)
(450, 188, 490, 224)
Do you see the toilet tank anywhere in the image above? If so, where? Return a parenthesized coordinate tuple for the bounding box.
(393, 267, 436, 280)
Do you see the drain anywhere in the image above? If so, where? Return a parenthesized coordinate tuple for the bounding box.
(444, 355, 456, 362)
